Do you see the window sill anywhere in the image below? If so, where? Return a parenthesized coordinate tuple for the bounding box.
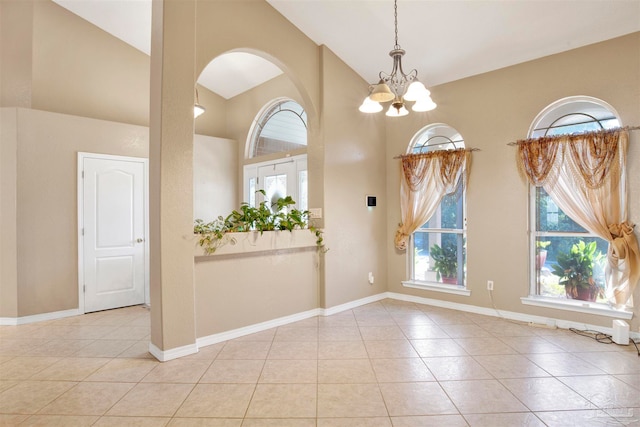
(402, 280, 471, 297)
(521, 296, 633, 320)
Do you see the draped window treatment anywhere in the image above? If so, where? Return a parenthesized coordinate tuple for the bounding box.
(516, 128, 639, 307)
(395, 149, 471, 251)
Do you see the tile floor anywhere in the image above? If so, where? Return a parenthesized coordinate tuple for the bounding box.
(0, 299, 639, 426)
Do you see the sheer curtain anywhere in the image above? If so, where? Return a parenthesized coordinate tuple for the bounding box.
(516, 129, 639, 307)
(395, 149, 470, 250)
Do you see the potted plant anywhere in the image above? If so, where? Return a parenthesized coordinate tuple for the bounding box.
(430, 241, 458, 284)
(535, 240, 551, 270)
(550, 240, 604, 301)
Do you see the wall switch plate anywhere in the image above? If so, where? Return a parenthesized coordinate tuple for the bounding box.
(487, 280, 494, 291)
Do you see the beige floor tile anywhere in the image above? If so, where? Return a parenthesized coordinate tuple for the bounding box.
(439, 324, 493, 339)
(0, 380, 76, 414)
(379, 382, 457, 416)
(231, 330, 275, 342)
(359, 326, 406, 341)
(117, 341, 154, 359)
(615, 374, 640, 390)
(0, 414, 29, 425)
(391, 415, 468, 426)
(551, 335, 620, 353)
(454, 337, 516, 355)
(425, 312, 474, 325)
(242, 419, 315, 427)
(259, 359, 317, 383)
(463, 412, 546, 427)
(267, 341, 317, 359)
(318, 341, 368, 359)
(501, 377, 592, 411)
(499, 336, 565, 354)
(182, 343, 224, 360)
(107, 383, 194, 417)
(525, 352, 605, 376)
(199, 359, 264, 384)
(410, 339, 467, 357)
(246, 384, 316, 418)
(174, 384, 255, 418)
(355, 315, 397, 327)
(102, 326, 152, 341)
(85, 358, 158, 382)
(142, 359, 210, 383)
(19, 414, 98, 426)
(476, 320, 538, 337)
(558, 375, 640, 408)
(93, 416, 170, 426)
(216, 341, 271, 360)
(575, 351, 640, 375)
(317, 312, 357, 328)
(317, 417, 392, 426)
(318, 326, 362, 341)
(273, 327, 318, 342)
(318, 359, 376, 383)
(0, 380, 18, 393)
(39, 382, 134, 415)
(73, 339, 138, 358)
(167, 418, 241, 426)
(534, 409, 621, 426)
(439, 380, 529, 414)
(317, 383, 387, 417)
(24, 339, 93, 357)
(474, 354, 550, 378)
(422, 356, 493, 381)
(398, 324, 449, 340)
(0, 356, 60, 379)
(364, 340, 419, 358)
(371, 358, 435, 382)
(389, 312, 433, 326)
(30, 357, 110, 381)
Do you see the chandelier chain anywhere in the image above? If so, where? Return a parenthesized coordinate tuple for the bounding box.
(394, 0, 399, 48)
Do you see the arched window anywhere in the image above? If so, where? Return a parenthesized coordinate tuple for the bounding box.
(528, 96, 621, 303)
(248, 99, 307, 158)
(244, 99, 308, 210)
(408, 124, 467, 289)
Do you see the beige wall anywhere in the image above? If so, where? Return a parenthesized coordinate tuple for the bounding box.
(321, 46, 388, 307)
(0, 108, 148, 317)
(386, 32, 640, 332)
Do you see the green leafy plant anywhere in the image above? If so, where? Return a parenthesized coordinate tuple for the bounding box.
(430, 241, 458, 282)
(536, 240, 551, 254)
(550, 240, 605, 301)
(194, 191, 325, 254)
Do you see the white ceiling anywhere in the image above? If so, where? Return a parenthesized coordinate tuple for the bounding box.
(53, 0, 640, 99)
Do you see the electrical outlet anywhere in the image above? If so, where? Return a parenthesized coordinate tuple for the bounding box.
(368, 272, 374, 285)
(487, 280, 494, 291)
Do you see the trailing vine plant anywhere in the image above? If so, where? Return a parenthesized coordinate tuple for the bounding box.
(194, 190, 325, 254)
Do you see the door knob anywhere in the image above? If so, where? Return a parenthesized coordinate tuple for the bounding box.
(136, 238, 145, 243)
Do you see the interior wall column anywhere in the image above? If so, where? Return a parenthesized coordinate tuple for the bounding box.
(149, 0, 197, 360)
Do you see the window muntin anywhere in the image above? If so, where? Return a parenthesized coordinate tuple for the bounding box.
(530, 98, 620, 303)
(249, 100, 307, 158)
(409, 124, 467, 287)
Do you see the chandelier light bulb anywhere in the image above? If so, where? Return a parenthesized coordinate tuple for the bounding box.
(412, 96, 437, 112)
(369, 81, 395, 103)
(194, 104, 206, 118)
(403, 81, 430, 102)
(386, 101, 409, 117)
(359, 97, 383, 113)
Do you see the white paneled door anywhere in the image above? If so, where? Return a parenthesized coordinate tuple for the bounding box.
(80, 154, 147, 313)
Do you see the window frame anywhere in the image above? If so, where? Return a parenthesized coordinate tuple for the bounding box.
(402, 124, 469, 296)
(523, 96, 632, 318)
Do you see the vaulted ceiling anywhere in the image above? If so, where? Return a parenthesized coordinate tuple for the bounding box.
(53, 0, 640, 99)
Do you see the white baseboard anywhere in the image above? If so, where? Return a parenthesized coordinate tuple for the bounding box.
(148, 342, 198, 362)
(322, 293, 389, 316)
(0, 308, 81, 326)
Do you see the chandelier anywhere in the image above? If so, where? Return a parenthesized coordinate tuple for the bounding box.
(359, 0, 436, 117)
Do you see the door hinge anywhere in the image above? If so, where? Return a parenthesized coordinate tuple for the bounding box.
(83, 285, 86, 293)
(81, 228, 84, 236)
(81, 170, 84, 178)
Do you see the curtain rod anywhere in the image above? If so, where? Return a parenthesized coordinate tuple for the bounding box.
(506, 125, 640, 146)
(393, 148, 479, 159)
